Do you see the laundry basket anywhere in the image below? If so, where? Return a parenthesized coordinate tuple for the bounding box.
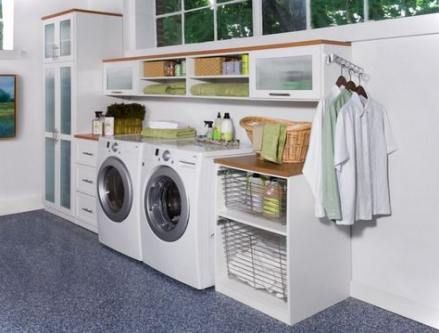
(240, 116, 311, 163)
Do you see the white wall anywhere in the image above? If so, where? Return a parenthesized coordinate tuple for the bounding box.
(350, 35, 439, 329)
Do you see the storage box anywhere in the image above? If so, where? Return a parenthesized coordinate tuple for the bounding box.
(144, 61, 168, 77)
(195, 57, 225, 76)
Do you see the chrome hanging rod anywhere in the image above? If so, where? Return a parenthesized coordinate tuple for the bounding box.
(327, 53, 365, 75)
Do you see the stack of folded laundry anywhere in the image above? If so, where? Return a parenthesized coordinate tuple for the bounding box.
(142, 121, 196, 139)
(143, 82, 186, 95)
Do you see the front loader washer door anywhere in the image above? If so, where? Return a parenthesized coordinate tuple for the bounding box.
(97, 156, 133, 223)
(145, 166, 189, 242)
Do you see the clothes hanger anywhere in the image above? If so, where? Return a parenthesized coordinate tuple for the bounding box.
(336, 64, 347, 87)
(345, 68, 357, 92)
(356, 72, 368, 99)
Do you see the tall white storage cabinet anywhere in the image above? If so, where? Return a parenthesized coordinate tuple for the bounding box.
(43, 9, 123, 223)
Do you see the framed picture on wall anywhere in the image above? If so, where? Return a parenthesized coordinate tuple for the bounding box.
(0, 75, 17, 139)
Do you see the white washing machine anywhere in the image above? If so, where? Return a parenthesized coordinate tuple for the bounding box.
(96, 136, 144, 260)
(141, 140, 254, 289)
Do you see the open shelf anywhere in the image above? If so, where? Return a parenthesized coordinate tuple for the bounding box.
(190, 75, 249, 80)
(141, 76, 186, 80)
(218, 208, 287, 236)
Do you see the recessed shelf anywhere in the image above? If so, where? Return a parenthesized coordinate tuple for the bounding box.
(190, 75, 249, 79)
(218, 208, 287, 236)
(141, 76, 186, 80)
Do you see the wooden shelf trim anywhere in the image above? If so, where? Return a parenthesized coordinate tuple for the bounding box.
(103, 39, 351, 63)
(42, 8, 123, 20)
(215, 155, 303, 178)
(74, 133, 100, 141)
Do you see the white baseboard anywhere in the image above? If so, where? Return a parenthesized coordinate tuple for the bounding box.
(0, 195, 43, 216)
(351, 280, 439, 329)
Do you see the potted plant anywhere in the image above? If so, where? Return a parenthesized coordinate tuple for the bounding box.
(106, 103, 146, 135)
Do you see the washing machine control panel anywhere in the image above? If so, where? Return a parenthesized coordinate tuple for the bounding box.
(162, 150, 171, 162)
(111, 142, 119, 153)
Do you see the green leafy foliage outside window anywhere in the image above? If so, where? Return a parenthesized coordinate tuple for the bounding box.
(369, 0, 439, 20)
(217, 1, 253, 40)
(263, 0, 307, 35)
(311, 0, 364, 28)
(156, 0, 181, 15)
(185, 0, 210, 10)
(157, 15, 182, 47)
(185, 8, 214, 43)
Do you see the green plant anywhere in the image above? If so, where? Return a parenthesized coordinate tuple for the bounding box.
(106, 103, 146, 120)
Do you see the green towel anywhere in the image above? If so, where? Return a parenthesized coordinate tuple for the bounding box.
(168, 81, 186, 89)
(141, 127, 196, 139)
(190, 83, 249, 97)
(261, 124, 287, 164)
(167, 88, 186, 95)
(144, 82, 186, 95)
(144, 84, 169, 95)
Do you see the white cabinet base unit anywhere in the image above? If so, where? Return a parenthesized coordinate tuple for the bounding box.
(214, 156, 351, 325)
(43, 9, 122, 225)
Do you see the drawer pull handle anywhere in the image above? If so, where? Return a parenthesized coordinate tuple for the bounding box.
(82, 179, 94, 184)
(110, 91, 123, 94)
(82, 208, 93, 214)
(269, 92, 291, 97)
(82, 152, 94, 157)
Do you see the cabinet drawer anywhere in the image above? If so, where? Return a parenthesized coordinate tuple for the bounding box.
(76, 192, 97, 226)
(76, 165, 96, 196)
(76, 140, 98, 166)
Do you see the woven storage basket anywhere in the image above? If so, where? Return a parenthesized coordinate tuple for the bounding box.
(240, 116, 311, 163)
(144, 60, 168, 77)
(195, 57, 225, 76)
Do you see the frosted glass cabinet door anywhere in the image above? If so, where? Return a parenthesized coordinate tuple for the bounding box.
(59, 19, 72, 57)
(250, 46, 321, 100)
(60, 66, 72, 135)
(45, 138, 56, 203)
(60, 140, 71, 210)
(44, 23, 55, 59)
(104, 62, 137, 95)
(45, 68, 56, 133)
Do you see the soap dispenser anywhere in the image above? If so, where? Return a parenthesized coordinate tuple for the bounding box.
(221, 112, 234, 142)
(204, 121, 214, 139)
(213, 112, 222, 141)
(92, 111, 104, 135)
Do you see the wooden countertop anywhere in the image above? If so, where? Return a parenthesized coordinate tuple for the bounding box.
(74, 134, 100, 141)
(214, 155, 303, 178)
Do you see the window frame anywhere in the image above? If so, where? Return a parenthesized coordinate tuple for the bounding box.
(1, 0, 13, 50)
(154, 0, 250, 47)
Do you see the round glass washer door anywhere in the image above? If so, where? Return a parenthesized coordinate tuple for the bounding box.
(144, 166, 189, 242)
(97, 157, 133, 223)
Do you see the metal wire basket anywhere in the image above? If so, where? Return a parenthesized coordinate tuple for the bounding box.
(220, 218, 288, 301)
(221, 169, 287, 224)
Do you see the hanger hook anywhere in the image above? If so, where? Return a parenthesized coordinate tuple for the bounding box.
(349, 68, 353, 81)
(358, 72, 362, 85)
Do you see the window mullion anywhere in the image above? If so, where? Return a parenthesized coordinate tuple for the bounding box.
(181, 0, 185, 44)
(214, 0, 218, 41)
(253, 0, 262, 37)
(306, 0, 312, 30)
(364, 0, 369, 21)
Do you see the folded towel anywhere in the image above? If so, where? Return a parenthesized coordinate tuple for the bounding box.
(168, 81, 186, 89)
(147, 121, 187, 129)
(141, 127, 196, 139)
(252, 124, 264, 153)
(144, 82, 186, 95)
(261, 124, 287, 164)
(190, 83, 249, 97)
(143, 84, 169, 95)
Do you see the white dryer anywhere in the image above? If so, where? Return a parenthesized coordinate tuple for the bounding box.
(141, 141, 254, 289)
(96, 136, 144, 260)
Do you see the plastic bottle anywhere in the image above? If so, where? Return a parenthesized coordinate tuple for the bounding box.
(221, 112, 234, 142)
(213, 112, 222, 141)
(263, 179, 283, 219)
(204, 121, 214, 139)
(92, 111, 104, 135)
(247, 174, 264, 213)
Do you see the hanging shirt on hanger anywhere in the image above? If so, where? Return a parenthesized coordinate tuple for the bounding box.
(303, 85, 341, 218)
(334, 93, 397, 225)
(321, 89, 352, 220)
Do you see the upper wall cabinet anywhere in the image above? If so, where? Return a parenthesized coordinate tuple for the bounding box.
(104, 61, 140, 96)
(44, 14, 74, 63)
(249, 46, 322, 101)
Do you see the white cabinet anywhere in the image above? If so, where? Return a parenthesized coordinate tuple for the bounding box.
(249, 46, 322, 101)
(74, 138, 98, 232)
(43, 14, 74, 63)
(214, 158, 351, 325)
(103, 61, 140, 96)
(43, 9, 122, 225)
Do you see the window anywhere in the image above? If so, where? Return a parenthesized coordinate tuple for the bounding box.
(369, 0, 439, 20)
(155, 0, 252, 47)
(150, 0, 439, 48)
(0, 0, 13, 50)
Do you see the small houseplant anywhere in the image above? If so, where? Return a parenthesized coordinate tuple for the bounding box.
(106, 103, 146, 135)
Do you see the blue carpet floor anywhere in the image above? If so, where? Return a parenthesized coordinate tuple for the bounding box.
(0, 210, 437, 333)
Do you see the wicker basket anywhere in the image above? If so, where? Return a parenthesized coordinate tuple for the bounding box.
(144, 60, 168, 77)
(195, 57, 225, 76)
(240, 116, 311, 163)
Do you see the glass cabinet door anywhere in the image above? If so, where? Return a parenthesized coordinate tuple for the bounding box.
(60, 66, 72, 135)
(59, 19, 72, 57)
(45, 68, 56, 133)
(44, 23, 55, 59)
(60, 140, 71, 210)
(45, 138, 56, 203)
(104, 62, 137, 95)
(250, 46, 321, 100)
